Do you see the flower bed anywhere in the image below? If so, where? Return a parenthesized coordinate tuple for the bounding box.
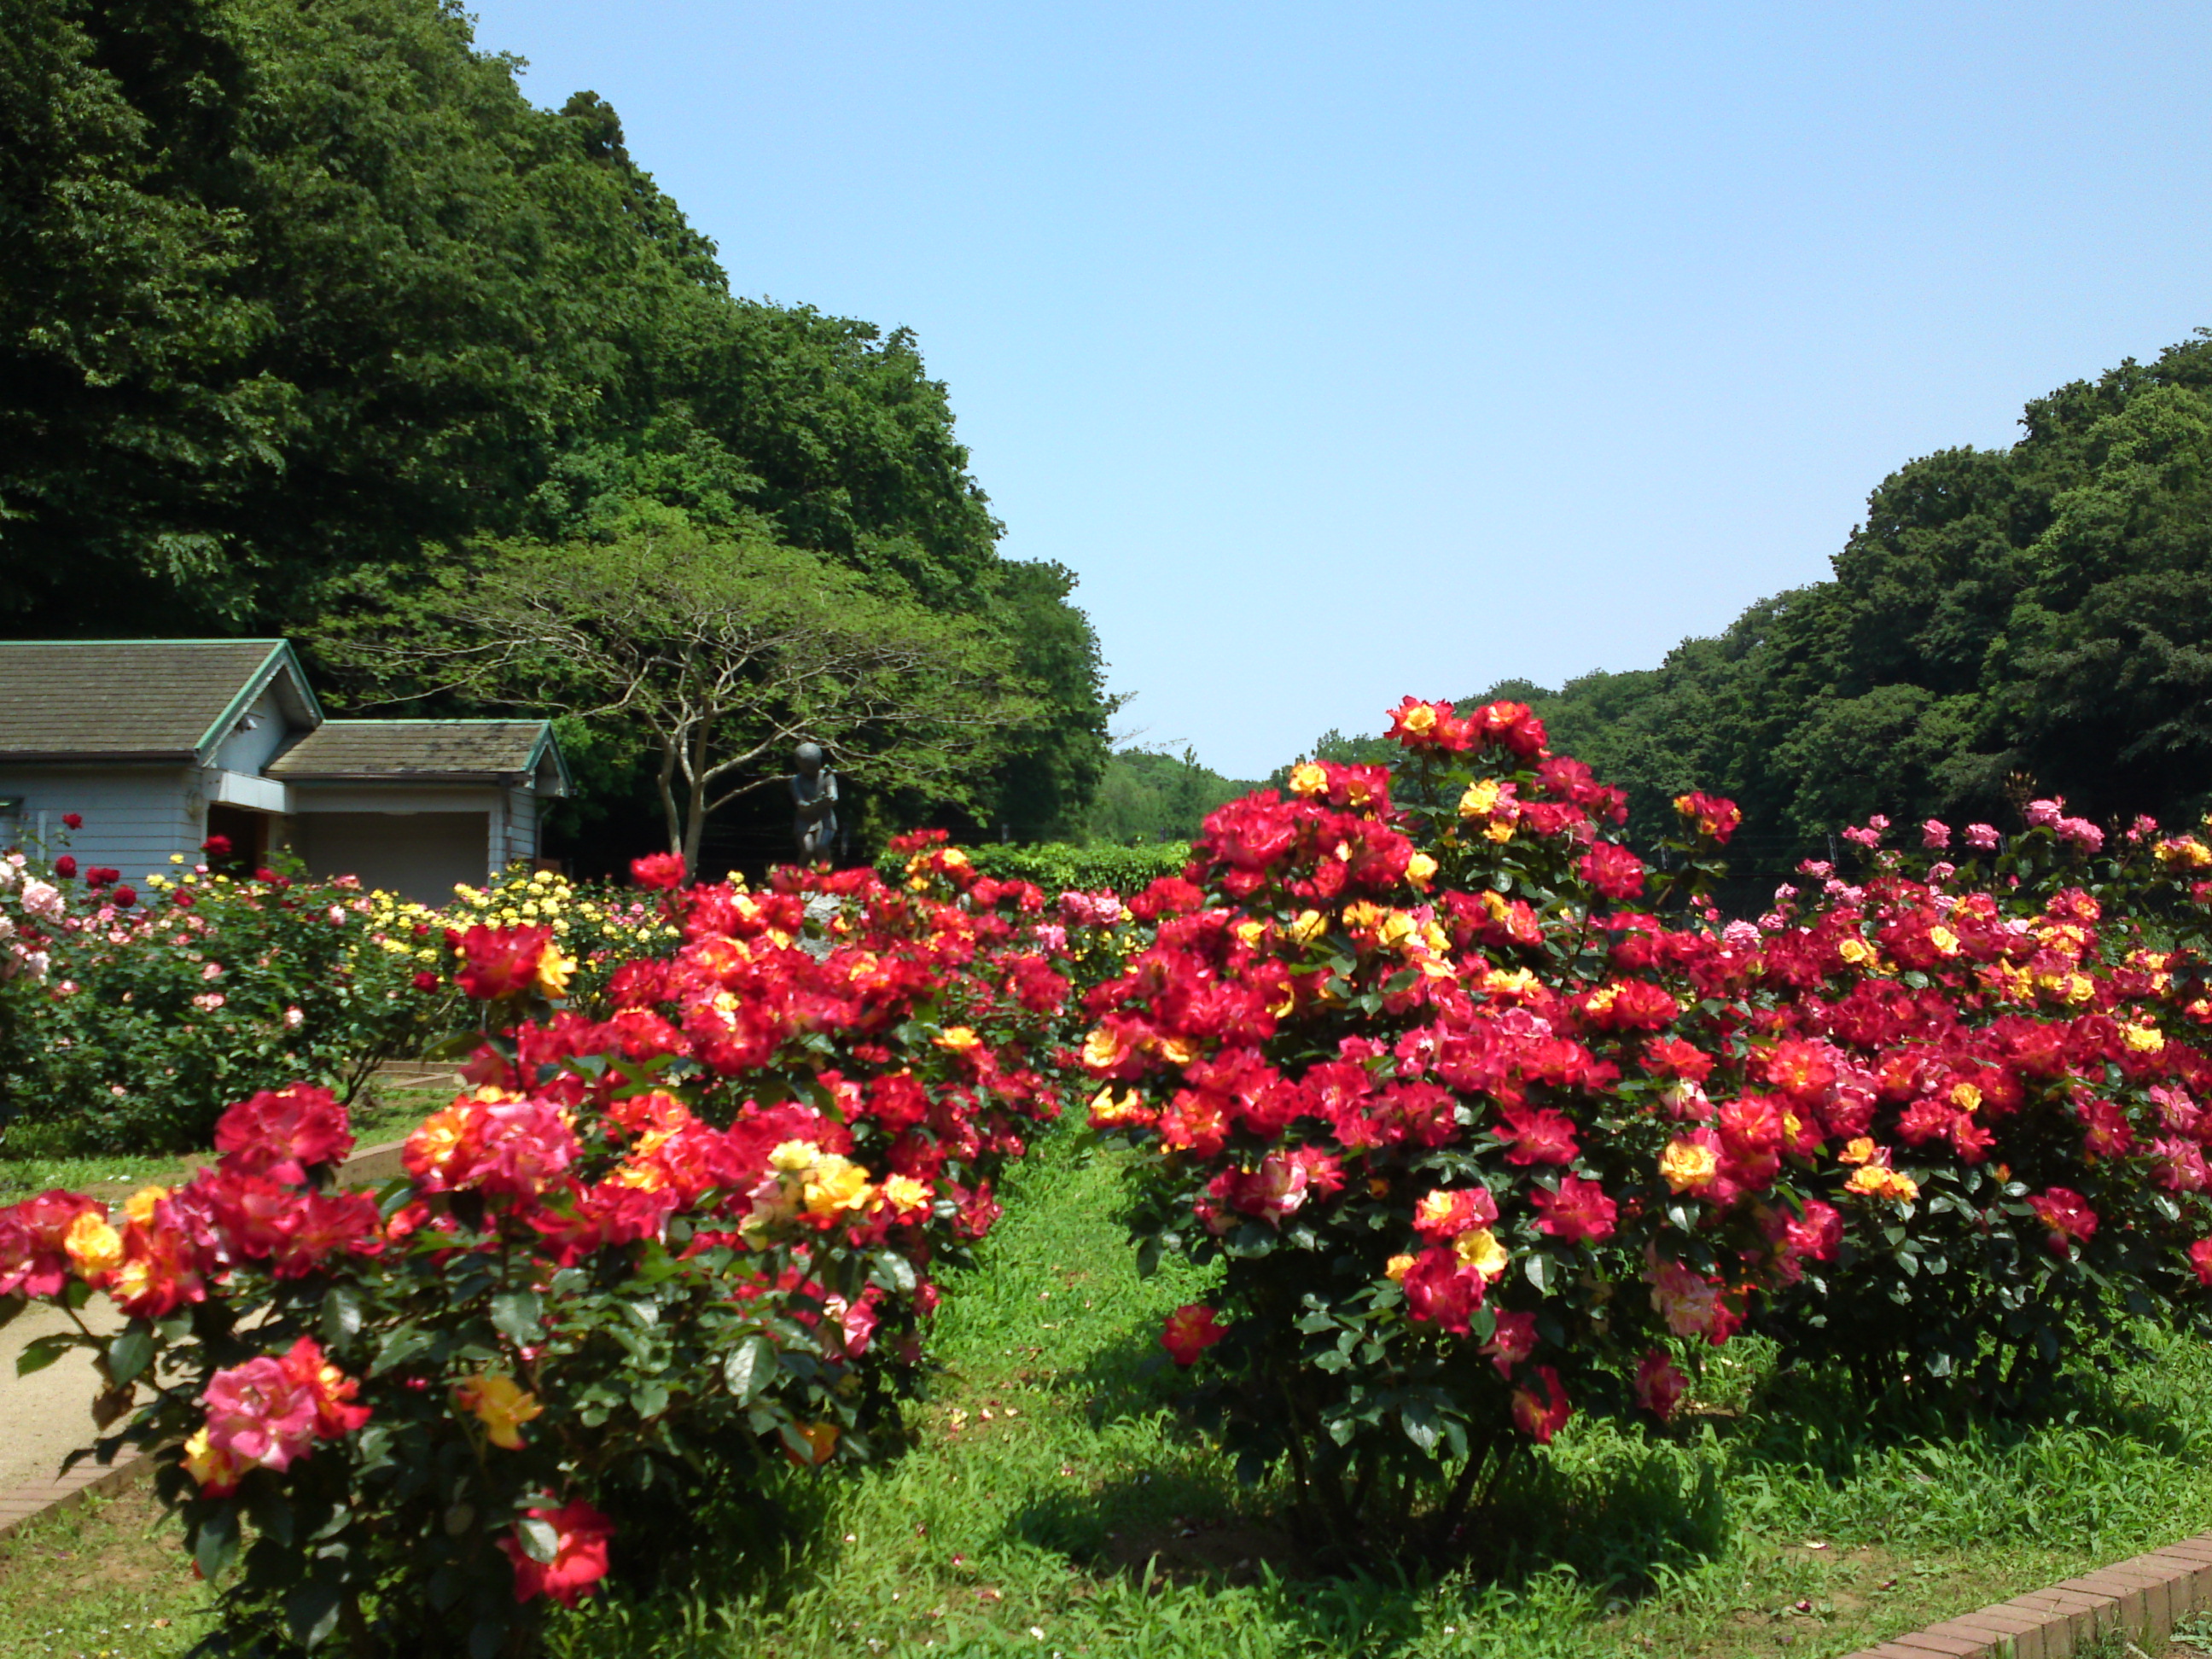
(0, 848, 1085, 1655)
(9, 704, 2212, 1649)
(1082, 697, 2212, 1561)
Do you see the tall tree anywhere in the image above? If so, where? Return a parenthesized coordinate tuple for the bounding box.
(0, 0, 1115, 849)
(340, 526, 1036, 868)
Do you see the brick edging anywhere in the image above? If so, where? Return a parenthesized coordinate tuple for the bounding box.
(0, 1137, 410, 1541)
(1842, 1531, 2212, 1658)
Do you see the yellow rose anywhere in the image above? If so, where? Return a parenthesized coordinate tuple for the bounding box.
(802, 1155, 876, 1219)
(532, 944, 575, 998)
(1928, 925, 1960, 957)
(183, 1427, 246, 1492)
(454, 1374, 543, 1450)
(1287, 761, 1329, 799)
(1385, 1253, 1417, 1283)
(1081, 1027, 1128, 1071)
(124, 1185, 169, 1225)
(1948, 1082, 1982, 1113)
(1458, 779, 1502, 821)
(1406, 852, 1439, 890)
(1657, 1137, 1718, 1194)
(933, 1026, 982, 1054)
(63, 1209, 122, 1279)
(1453, 1227, 1508, 1280)
(769, 1138, 820, 1173)
(2122, 1022, 2166, 1053)
(881, 1174, 932, 1214)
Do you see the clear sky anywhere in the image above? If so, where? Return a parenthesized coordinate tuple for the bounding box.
(465, 0, 2212, 780)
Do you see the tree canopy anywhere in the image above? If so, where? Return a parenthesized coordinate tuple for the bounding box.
(1377, 332, 2212, 869)
(1, 0, 1109, 857)
(342, 527, 1038, 866)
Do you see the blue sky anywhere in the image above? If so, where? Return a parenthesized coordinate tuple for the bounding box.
(468, 1, 2212, 780)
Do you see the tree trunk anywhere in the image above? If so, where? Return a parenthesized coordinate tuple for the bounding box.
(655, 731, 684, 856)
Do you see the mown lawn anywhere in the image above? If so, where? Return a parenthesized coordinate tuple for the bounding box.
(0, 1083, 445, 1207)
(9, 1116, 2212, 1658)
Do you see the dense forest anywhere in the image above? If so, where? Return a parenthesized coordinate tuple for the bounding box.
(1280, 332, 2212, 872)
(1081, 748, 1258, 845)
(1, 0, 1111, 865)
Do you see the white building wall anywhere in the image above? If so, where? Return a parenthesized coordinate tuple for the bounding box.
(292, 812, 492, 907)
(505, 787, 540, 868)
(212, 684, 299, 776)
(0, 765, 201, 882)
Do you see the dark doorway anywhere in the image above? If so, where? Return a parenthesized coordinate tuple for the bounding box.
(205, 804, 271, 873)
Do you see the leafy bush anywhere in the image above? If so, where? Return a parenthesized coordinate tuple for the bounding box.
(876, 839, 1190, 901)
(0, 848, 446, 1154)
(0, 848, 1080, 1656)
(1081, 700, 1802, 1562)
(1743, 809, 2212, 1404)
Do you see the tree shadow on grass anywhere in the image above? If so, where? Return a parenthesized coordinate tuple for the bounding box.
(1720, 1338, 2209, 1493)
(998, 1392, 1731, 1652)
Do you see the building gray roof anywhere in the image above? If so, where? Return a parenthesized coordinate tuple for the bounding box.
(266, 720, 561, 783)
(0, 639, 308, 760)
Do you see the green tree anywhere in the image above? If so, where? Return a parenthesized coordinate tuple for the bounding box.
(341, 527, 1036, 868)
(0, 0, 1115, 846)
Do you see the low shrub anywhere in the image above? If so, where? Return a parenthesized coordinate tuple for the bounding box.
(876, 838, 1190, 900)
(1743, 809, 2212, 1403)
(441, 868, 682, 1016)
(1082, 699, 1800, 1562)
(0, 848, 1082, 1656)
(0, 847, 445, 1153)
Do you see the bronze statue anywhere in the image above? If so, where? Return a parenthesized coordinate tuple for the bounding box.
(790, 742, 839, 861)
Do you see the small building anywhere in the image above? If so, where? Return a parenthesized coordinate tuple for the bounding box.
(0, 639, 569, 905)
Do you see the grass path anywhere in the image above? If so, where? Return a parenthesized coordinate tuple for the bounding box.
(9, 1120, 2212, 1656)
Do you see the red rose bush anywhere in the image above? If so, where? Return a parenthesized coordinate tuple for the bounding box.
(1083, 696, 2212, 1560)
(1083, 698, 1803, 1559)
(0, 850, 1079, 1656)
(1738, 809, 2212, 1402)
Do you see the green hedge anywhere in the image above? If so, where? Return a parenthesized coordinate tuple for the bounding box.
(876, 841, 1191, 894)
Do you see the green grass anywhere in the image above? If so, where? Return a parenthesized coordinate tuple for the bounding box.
(538, 1128, 2212, 1659)
(8, 1117, 2212, 1657)
(0, 1482, 216, 1657)
(0, 1082, 446, 1204)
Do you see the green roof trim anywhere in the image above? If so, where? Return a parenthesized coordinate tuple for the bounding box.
(0, 639, 316, 760)
(192, 641, 323, 760)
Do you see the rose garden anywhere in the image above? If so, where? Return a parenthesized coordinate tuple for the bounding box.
(5, 700, 2212, 1657)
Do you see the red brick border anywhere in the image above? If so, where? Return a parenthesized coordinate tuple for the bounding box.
(1840, 1533, 2212, 1658)
(0, 1138, 408, 1540)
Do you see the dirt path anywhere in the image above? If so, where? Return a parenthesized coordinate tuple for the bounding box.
(0, 1138, 408, 1499)
(0, 1297, 127, 1493)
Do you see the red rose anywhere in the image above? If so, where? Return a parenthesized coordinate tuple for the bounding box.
(456, 924, 554, 1000)
(497, 1500, 613, 1607)
(214, 1084, 355, 1183)
(1511, 1365, 1572, 1442)
(1161, 1303, 1228, 1365)
(630, 852, 688, 890)
(61, 812, 82, 830)
(1577, 842, 1646, 900)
